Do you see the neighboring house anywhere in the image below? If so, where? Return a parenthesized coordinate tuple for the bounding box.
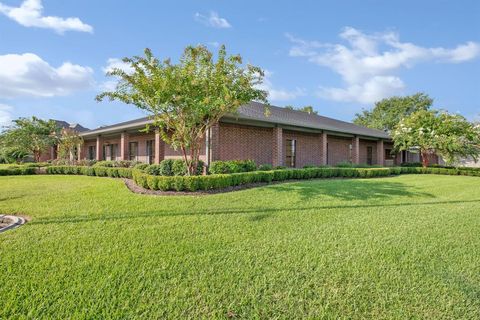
(74, 102, 425, 167)
(456, 156, 480, 167)
(38, 120, 90, 162)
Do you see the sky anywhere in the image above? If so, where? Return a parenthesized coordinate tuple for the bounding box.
(0, 0, 479, 130)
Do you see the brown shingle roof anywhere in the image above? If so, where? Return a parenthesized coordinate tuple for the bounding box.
(81, 102, 390, 139)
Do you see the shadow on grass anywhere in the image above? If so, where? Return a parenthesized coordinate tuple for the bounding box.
(30, 199, 480, 226)
(267, 179, 435, 201)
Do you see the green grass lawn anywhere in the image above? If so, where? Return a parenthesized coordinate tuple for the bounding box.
(1, 175, 479, 319)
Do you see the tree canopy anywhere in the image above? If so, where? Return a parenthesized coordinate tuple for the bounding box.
(392, 110, 480, 167)
(353, 93, 433, 132)
(97, 45, 268, 175)
(0, 117, 59, 162)
(57, 128, 84, 163)
(285, 105, 318, 115)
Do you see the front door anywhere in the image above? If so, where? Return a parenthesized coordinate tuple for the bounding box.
(367, 146, 373, 165)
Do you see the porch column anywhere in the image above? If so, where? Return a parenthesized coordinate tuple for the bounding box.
(77, 144, 84, 161)
(50, 146, 56, 160)
(120, 131, 129, 160)
(154, 129, 164, 164)
(210, 122, 220, 161)
(320, 132, 328, 165)
(96, 136, 103, 161)
(352, 136, 360, 164)
(272, 127, 283, 167)
(377, 140, 384, 166)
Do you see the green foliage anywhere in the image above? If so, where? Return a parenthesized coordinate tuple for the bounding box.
(353, 93, 433, 132)
(96, 45, 268, 175)
(172, 159, 188, 176)
(57, 128, 83, 163)
(159, 159, 174, 176)
(0, 116, 59, 162)
(93, 160, 139, 168)
(146, 159, 204, 176)
(0, 167, 36, 176)
(257, 164, 273, 171)
(209, 159, 257, 174)
(133, 163, 149, 170)
(285, 105, 318, 115)
(392, 109, 480, 167)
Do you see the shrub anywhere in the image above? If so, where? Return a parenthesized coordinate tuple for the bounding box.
(335, 161, 354, 168)
(76, 160, 96, 167)
(401, 162, 422, 167)
(134, 163, 149, 170)
(209, 160, 256, 174)
(303, 164, 317, 169)
(0, 167, 36, 176)
(257, 164, 273, 171)
(93, 160, 139, 168)
(172, 160, 188, 176)
(274, 166, 287, 170)
(145, 164, 163, 176)
(159, 159, 174, 176)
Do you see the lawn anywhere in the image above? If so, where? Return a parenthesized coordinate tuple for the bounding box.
(1, 175, 479, 319)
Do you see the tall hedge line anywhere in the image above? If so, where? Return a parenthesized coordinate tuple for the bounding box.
(46, 166, 133, 178)
(0, 167, 36, 176)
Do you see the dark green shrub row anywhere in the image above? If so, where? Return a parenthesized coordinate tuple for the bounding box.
(0, 167, 36, 176)
(144, 159, 204, 176)
(93, 160, 140, 168)
(209, 159, 257, 174)
(46, 166, 133, 178)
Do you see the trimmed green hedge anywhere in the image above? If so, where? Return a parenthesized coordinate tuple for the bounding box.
(0, 167, 36, 176)
(2, 165, 480, 192)
(46, 166, 133, 179)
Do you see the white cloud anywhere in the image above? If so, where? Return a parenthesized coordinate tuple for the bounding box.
(207, 41, 220, 48)
(100, 58, 134, 91)
(288, 27, 480, 104)
(258, 70, 305, 101)
(0, 0, 93, 34)
(0, 104, 12, 127)
(194, 11, 231, 28)
(0, 53, 94, 98)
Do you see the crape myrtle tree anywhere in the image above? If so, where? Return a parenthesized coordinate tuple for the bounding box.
(57, 128, 84, 163)
(0, 117, 59, 162)
(353, 93, 433, 132)
(392, 109, 480, 167)
(97, 45, 268, 175)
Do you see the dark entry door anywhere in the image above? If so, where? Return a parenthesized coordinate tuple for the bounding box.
(367, 146, 373, 165)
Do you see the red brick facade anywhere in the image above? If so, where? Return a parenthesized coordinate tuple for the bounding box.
(76, 121, 409, 168)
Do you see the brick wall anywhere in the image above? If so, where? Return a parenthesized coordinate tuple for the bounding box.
(218, 123, 273, 165)
(283, 130, 323, 167)
(327, 136, 352, 165)
(359, 139, 378, 165)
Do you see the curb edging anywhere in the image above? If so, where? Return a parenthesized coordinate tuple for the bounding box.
(0, 215, 26, 233)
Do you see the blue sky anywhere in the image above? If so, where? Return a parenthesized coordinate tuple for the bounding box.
(0, 0, 479, 129)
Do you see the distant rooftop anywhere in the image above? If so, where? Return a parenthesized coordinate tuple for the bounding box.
(53, 120, 89, 132)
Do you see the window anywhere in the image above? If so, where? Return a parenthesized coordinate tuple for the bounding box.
(285, 139, 296, 167)
(146, 140, 155, 164)
(366, 146, 373, 165)
(385, 149, 394, 160)
(110, 144, 118, 161)
(129, 142, 138, 161)
(88, 146, 96, 160)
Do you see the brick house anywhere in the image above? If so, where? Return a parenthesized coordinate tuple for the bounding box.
(73, 102, 423, 168)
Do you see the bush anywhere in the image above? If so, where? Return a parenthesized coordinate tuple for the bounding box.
(209, 160, 256, 174)
(172, 160, 187, 176)
(335, 161, 354, 168)
(401, 162, 422, 167)
(145, 164, 163, 176)
(93, 160, 139, 168)
(257, 164, 273, 171)
(159, 159, 174, 176)
(134, 163, 149, 170)
(0, 167, 36, 176)
(76, 160, 96, 167)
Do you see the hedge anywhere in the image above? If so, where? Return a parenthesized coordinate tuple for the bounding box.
(46, 166, 133, 178)
(0, 167, 36, 176)
(2, 165, 480, 192)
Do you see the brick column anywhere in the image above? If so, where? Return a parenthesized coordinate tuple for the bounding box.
(154, 129, 164, 164)
(77, 144, 84, 161)
(96, 136, 103, 161)
(120, 132, 129, 160)
(320, 132, 328, 165)
(272, 127, 283, 167)
(210, 122, 220, 161)
(377, 140, 384, 166)
(352, 136, 360, 164)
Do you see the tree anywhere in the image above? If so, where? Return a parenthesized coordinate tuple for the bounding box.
(0, 117, 58, 162)
(96, 45, 268, 175)
(392, 110, 480, 167)
(285, 105, 318, 115)
(353, 93, 433, 132)
(57, 128, 83, 163)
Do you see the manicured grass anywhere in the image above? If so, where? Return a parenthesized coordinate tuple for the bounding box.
(1, 175, 480, 318)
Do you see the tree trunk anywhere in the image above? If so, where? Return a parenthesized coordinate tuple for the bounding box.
(421, 150, 429, 168)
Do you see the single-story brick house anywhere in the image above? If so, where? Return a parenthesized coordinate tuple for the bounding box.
(70, 102, 428, 168)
